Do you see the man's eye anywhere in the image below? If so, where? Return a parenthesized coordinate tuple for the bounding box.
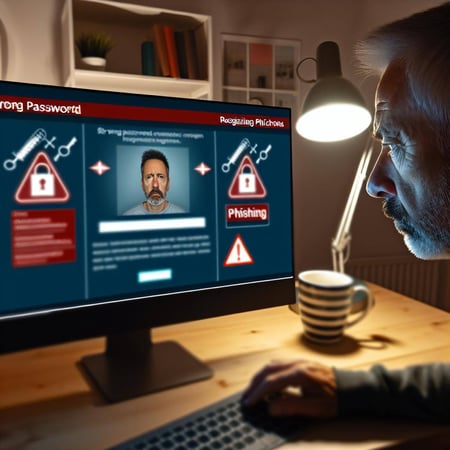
(388, 143, 403, 154)
(386, 143, 407, 163)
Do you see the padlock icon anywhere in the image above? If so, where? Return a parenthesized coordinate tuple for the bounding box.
(31, 163, 55, 197)
(238, 164, 256, 193)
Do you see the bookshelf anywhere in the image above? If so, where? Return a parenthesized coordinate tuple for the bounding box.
(222, 34, 301, 111)
(61, 0, 212, 99)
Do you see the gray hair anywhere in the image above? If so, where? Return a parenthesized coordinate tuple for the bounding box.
(355, 2, 450, 160)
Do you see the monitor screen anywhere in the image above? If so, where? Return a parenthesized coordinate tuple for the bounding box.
(0, 80, 295, 402)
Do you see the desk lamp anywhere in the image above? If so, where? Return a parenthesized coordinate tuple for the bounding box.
(296, 41, 373, 272)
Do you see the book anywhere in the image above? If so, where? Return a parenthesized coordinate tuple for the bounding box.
(163, 25, 180, 78)
(174, 31, 189, 79)
(141, 41, 156, 76)
(151, 24, 170, 77)
(183, 29, 199, 80)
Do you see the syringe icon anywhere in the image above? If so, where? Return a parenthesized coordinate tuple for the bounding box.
(222, 138, 257, 173)
(3, 128, 55, 171)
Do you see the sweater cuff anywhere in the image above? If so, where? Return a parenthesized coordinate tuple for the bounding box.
(334, 367, 389, 416)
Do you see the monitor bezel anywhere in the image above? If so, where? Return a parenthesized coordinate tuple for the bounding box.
(1, 278, 294, 353)
(0, 80, 296, 356)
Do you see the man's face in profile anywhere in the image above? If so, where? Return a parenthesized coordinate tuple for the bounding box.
(141, 158, 170, 207)
(366, 62, 450, 259)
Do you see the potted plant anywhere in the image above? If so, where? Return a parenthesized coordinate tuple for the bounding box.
(75, 32, 114, 68)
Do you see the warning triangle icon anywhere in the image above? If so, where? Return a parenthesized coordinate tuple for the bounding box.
(224, 234, 254, 267)
(14, 151, 70, 204)
(228, 155, 266, 199)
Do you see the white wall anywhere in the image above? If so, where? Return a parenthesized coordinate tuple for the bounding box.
(2, 0, 448, 303)
(0, 0, 62, 83)
(129, 0, 445, 271)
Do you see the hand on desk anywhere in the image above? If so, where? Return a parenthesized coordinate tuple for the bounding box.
(242, 359, 338, 418)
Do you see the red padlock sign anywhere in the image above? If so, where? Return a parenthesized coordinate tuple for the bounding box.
(15, 152, 70, 204)
(228, 155, 266, 199)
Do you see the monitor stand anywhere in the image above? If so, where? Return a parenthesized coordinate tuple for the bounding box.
(80, 328, 213, 403)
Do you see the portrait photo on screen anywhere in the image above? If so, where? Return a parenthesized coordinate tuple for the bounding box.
(116, 145, 190, 216)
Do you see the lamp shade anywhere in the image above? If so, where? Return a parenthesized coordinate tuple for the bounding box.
(296, 41, 371, 142)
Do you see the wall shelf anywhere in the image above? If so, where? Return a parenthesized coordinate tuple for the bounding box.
(62, 0, 212, 99)
(71, 69, 210, 98)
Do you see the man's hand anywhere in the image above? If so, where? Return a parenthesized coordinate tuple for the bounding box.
(242, 359, 338, 418)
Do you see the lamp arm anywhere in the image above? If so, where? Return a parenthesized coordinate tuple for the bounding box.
(332, 136, 374, 272)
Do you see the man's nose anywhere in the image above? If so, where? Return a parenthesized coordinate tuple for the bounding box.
(366, 148, 397, 198)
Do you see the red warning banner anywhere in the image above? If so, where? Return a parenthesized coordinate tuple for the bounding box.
(0, 94, 290, 129)
(11, 209, 76, 268)
(226, 204, 269, 224)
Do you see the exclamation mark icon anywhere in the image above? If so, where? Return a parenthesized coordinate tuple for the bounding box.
(223, 234, 254, 267)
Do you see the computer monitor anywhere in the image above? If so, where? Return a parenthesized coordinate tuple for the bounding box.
(0, 80, 295, 402)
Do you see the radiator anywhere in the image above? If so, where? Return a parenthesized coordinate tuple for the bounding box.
(346, 256, 441, 307)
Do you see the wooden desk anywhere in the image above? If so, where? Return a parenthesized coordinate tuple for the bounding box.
(1, 283, 449, 449)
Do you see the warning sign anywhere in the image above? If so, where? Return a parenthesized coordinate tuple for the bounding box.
(14, 152, 70, 204)
(228, 155, 266, 199)
(224, 234, 254, 267)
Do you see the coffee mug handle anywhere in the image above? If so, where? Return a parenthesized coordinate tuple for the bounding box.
(345, 285, 374, 328)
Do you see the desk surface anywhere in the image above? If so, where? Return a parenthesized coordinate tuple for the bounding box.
(1, 283, 450, 450)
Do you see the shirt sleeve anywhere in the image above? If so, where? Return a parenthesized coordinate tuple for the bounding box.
(335, 363, 450, 421)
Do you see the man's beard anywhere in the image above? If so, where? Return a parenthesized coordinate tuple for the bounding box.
(383, 199, 415, 236)
(146, 189, 165, 207)
(383, 192, 450, 259)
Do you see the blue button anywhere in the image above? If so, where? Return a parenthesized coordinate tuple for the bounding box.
(138, 269, 172, 283)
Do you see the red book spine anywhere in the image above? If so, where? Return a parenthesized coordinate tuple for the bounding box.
(152, 24, 170, 77)
(163, 25, 180, 78)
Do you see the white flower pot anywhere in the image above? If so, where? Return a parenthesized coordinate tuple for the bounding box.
(82, 56, 106, 68)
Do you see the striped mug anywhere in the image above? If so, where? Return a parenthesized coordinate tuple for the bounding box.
(296, 270, 374, 344)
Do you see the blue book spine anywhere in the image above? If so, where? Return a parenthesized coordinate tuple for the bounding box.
(174, 31, 188, 79)
(141, 41, 155, 75)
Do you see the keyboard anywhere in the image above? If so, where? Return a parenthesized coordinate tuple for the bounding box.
(110, 391, 301, 450)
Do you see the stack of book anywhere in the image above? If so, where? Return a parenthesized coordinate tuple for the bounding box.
(141, 24, 207, 80)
